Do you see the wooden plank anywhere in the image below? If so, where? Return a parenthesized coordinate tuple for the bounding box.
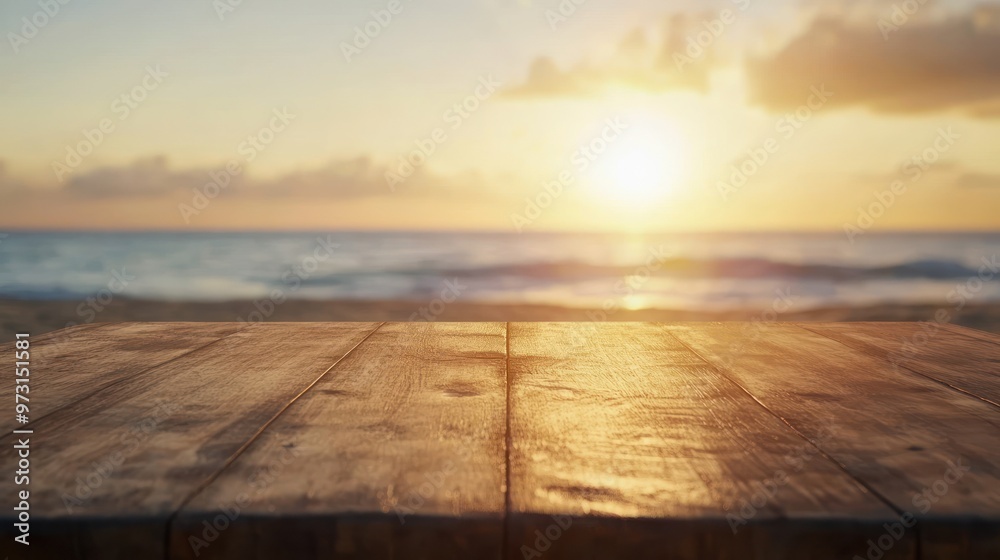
(667, 323, 1000, 559)
(0, 322, 381, 560)
(0, 322, 244, 433)
(803, 323, 1000, 407)
(170, 322, 507, 560)
(0, 321, 110, 347)
(941, 323, 1000, 346)
(507, 322, 904, 560)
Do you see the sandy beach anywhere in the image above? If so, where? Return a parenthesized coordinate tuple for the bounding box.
(4, 298, 1000, 341)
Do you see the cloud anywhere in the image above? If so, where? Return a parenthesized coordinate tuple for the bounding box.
(249, 157, 388, 198)
(747, 7, 1000, 116)
(956, 172, 1000, 188)
(249, 157, 492, 199)
(65, 156, 206, 198)
(856, 164, 1000, 190)
(56, 155, 492, 201)
(505, 15, 713, 97)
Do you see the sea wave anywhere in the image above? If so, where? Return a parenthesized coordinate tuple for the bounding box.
(290, 257, 987, 286)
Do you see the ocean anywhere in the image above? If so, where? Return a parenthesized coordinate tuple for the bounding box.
(1, 231, 998, 312)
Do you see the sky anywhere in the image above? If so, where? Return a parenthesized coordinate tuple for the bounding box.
(1, 0, 1000, 232)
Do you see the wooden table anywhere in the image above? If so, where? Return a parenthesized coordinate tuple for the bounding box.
(2, 322, 999, 559)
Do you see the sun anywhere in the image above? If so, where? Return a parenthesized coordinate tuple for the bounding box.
(588, 122, 686, 206)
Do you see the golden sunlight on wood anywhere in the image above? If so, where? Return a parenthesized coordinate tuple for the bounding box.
(7, 321, 1000, 558)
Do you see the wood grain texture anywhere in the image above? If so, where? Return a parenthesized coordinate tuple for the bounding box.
(803, 323, 1000, 407)
(0, 322, 243, 433)
(507, 322, 904, 560)
(0, 320, 110, 348)
(666, 323, 1000, 559)
(941, 323, 1000, 346)
(3, 321, 999, 559)
(170, 322, 507, 560)
(0, 322, 380, 560)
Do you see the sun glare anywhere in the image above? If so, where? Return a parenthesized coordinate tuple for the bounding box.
(589, 121, 686, 206)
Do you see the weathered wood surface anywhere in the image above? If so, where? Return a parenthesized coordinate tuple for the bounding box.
(0, 322, 380, 559)
(0, 322, 244, 433)
(507, 322, 903, 560)
(802, 322, 1000, 407)
(171, 322, 507, 560)
(1, 321, 998, 560)
(667, 323, 1000, 559)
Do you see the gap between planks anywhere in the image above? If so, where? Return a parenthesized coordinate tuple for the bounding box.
(138, 321, 999, 559)
(502, 321, 512, 560)
(798, 324, 1000, 411)
(162, 322, 387, 560)
(2, 325, 250, 440)
(657, 325, 911, 522)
